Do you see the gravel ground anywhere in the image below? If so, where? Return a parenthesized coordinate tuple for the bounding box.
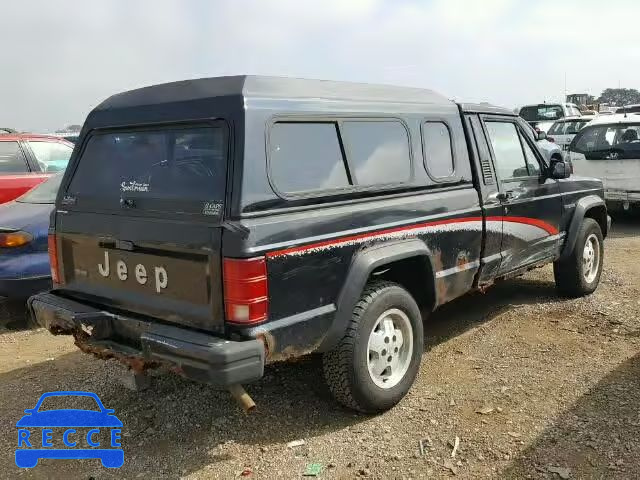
(1, 213, 639, 480)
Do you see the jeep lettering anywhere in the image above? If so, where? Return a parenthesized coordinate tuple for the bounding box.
(98, 251, 167, 293)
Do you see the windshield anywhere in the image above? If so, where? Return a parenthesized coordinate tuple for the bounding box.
(28, 141, 73, 173)
(520, 105, 564, 122)
(572, 123, 640, 159)
(17, 173, 63, 204)
(66, 125, 227, 216)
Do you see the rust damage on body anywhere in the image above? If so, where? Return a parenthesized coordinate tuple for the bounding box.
(255, 330, 325, 363)
(73, 331, 162, 374)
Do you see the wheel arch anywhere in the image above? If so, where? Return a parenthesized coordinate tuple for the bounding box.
(318, 238, 436, 352)
(561, 195, 608, 260)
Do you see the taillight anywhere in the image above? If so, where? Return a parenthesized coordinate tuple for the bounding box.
(223, 257, 268, 325)
(0, 231, 32, 247)
(48, 234, 61, 285)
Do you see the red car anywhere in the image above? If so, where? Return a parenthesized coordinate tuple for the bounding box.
(0, 131, 74, 204)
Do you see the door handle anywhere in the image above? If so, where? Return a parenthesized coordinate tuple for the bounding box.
(496, 191, 514, 201)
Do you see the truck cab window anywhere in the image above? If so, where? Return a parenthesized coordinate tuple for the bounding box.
(485, 122, 529, 180)
(519, 134, 542, 176)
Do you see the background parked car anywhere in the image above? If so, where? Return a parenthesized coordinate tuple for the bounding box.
(0, 133, 72, 204)
(46, 131, 81, 144)
(547, 116, 594, 151)
(520, 119, 564, 163)
(518, 102, 582, 133)
(615, 104, 640, 114)
(0, 174, 62, 299)
(567, 113, 640, 211)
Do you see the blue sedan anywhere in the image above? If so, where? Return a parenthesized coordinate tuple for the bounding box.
(0, 174, 61, 299)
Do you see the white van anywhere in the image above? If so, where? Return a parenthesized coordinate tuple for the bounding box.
(568, 113, 640, 210)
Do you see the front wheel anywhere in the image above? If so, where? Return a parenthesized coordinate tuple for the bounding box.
(323, 281, 424, 413)
(554, 218, 604, 297)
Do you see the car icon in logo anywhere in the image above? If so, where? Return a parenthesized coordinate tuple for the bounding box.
(16, 391, 123, 468)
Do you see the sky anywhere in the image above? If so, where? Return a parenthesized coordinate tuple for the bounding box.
(1, 0, 638, 132)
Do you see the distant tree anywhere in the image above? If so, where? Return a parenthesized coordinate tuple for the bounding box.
(598, 88, 640, 106)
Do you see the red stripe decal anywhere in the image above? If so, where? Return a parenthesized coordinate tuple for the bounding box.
(488, 216, 559, 235)
(266, 216, 558, 258)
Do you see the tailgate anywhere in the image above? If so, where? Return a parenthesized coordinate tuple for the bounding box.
(55, 123, 228, 333)
(56, 221, 223, 333)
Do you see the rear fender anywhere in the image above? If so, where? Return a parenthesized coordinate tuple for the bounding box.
(317, 238, 435, 352)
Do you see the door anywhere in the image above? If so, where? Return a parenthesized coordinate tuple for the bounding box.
(482, 117, 563, 275)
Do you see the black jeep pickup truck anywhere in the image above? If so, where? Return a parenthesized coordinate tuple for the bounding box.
(29, 76, 610, 413)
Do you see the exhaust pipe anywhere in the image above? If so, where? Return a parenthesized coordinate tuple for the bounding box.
(228, 384, 256, 413)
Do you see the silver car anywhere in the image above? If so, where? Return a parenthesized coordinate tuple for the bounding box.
(547, 117, 594, 151)
(518, 118, 564, 163)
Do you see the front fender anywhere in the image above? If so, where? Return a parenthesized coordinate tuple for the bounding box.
(561, 194, 606, 260)
(317, 238, 435, 352)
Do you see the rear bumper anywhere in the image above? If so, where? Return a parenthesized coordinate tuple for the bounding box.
(28, 292, 265, 386)
(605, 189, 640, 203)
(0, 275, 51, 299)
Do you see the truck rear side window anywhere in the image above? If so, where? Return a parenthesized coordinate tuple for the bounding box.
(67, 126, 226, 214)
(269, 120, 412, 195)
(269, 122, 349, 193)
(422, 122, 455, 180)
(341, 121, 411, 185)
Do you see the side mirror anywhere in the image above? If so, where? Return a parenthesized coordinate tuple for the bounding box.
(537, 131, 547, 141)
(551, 160, 570, 179)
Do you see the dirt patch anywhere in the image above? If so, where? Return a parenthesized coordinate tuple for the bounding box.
(1, 216, 639, 479)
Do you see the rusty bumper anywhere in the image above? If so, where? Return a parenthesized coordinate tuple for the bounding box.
(28, 292, 265, 386)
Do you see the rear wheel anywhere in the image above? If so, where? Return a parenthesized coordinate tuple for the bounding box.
(554, 218, 604, 297)
(323, 281, 424, 413)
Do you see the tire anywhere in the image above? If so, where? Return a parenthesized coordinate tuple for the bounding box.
(322, 281, 424, 413)
(554, 218, 604, 297)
